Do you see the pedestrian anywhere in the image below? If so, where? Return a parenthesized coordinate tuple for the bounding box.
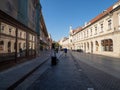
(64, 48, 67, 56)
(51, 43, 57, 65)
(19, 48, 22, 57)
(55, 48, 58, 53)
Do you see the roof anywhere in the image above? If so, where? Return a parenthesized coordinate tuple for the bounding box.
(89, 6, 113, 25)
(71, 1, 119, 34)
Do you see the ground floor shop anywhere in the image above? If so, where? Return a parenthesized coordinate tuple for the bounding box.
(69, 32, 120, 58)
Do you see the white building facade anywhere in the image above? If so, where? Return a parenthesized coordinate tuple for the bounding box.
(61, 1, 120, 58)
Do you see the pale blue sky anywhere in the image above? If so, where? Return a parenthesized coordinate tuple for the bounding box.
(40, 0, 118, 41)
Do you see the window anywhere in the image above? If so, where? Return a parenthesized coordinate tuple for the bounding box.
(118, 13, 120, 26)
(19, 43, 21, 49)
(90, 28, 92, 36)
(32, 36, 33, 41)
(9, 28, 11, 35)
(108, 19, 112, 30)
(0, 41, 4, 45)
(24, 33, 26, 39)
(84, 31, 86, 38)
(101, 39, 113, 51)
(100, 23, 103, 32)
(87, 30, 89, 37)
(1, 25, 4, 31)
(0, 24, 5, 33)
(23, 43, 26, 49)
(81, 32, 83, 39)
(20, 32, 22, 38)
(8, 41, 11, 52)
(94, 26, 97, 35)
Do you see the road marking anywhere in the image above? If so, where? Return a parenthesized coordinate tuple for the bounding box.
(87, 88, 94, 90)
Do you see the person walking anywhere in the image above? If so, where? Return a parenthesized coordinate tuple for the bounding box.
(64, 48, 67, 56)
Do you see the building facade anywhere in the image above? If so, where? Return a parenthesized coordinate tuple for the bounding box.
(39, 13, 51, 51)
(60, 1, 120, 58)
(59, 37, 69, 49)
(0, 0, 50, 62)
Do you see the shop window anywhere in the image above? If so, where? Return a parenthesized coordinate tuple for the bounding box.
(101, 39, 113, 51)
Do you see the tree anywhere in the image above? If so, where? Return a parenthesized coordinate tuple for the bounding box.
(52, 42, 60, 49)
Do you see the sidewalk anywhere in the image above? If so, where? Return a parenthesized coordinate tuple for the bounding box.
(0, 51, 63, 90)
(72, 51, 120, 79)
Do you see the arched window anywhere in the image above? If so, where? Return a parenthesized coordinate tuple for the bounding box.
(101, 39, 113, 51)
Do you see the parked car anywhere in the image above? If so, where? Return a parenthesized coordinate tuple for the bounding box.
(77, 49, 83, 53)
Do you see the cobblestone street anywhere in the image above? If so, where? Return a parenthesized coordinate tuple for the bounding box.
(27, 51, 94, 90)
(27, 51, 120, 90)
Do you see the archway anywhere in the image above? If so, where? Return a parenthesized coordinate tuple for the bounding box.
(91, 42, 93, 53)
